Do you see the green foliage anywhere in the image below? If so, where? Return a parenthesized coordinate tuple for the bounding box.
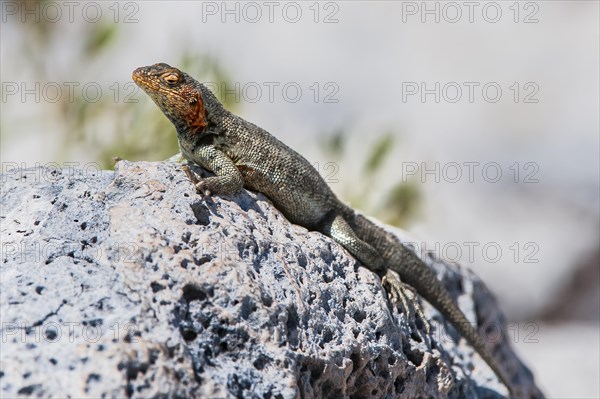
(382, 180, 422, 227)
(6, 9, 235, 169)
(320, 128, 346, 159)
(97, 104, 179, 169)
(364, 133, 394, 176)
(320, 130, 422, 227)
(84, 24, 118, 56)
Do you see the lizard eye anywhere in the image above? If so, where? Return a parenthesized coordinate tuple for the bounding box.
(161, 73, 180, 85)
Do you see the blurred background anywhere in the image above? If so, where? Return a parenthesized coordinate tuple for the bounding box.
(1, 1, 598, 397)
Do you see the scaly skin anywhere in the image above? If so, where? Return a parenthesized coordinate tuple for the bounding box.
(132, 63, 516, 395)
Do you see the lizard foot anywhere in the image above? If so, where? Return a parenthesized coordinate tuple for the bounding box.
(181, 165, 212, 196)
(195, 181, 212, 196)
(382, 269, 431, 336)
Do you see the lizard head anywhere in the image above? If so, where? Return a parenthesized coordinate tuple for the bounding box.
(132, 63, 207, 134)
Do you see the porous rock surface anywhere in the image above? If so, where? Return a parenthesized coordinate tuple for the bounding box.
(0, 161, 542, 398)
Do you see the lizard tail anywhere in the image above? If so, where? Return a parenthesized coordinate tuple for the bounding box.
(349, 212, 514, 394)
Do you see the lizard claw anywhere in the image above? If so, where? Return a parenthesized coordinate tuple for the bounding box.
(195, 181, 212, 196)
(382, 270, 431, 336)
(181, 165, 211, 196)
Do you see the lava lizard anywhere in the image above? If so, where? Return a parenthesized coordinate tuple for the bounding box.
(132, 62, 515, 395)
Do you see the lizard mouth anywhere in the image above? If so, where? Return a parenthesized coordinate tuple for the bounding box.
(132, 68, 173, 99)
(131, 67, 161, 93)
(132, 68, 148, 88)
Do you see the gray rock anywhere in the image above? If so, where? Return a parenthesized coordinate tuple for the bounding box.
(0, 161, 541, 398)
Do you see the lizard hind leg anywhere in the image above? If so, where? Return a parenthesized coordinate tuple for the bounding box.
(321, 213, 431, 337)
(320, 213, 385, 273)
(382, 269, 431, 336)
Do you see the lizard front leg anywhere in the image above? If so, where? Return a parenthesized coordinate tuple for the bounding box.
(186, 144, 244, 196)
